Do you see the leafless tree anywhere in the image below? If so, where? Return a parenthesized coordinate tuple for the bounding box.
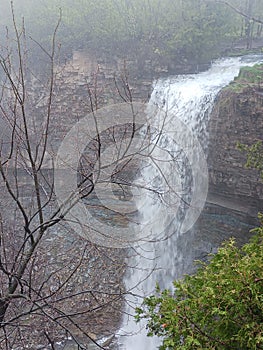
(0, 1, 184, 350)
(0, 0, 209, 346)
(0, 5, 141, 350)
(212, 0, 263, 48)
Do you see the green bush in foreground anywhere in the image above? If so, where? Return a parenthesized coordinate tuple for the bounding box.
(136, 219, 263, 349)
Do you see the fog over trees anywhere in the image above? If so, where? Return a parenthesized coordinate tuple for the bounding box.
(0, 0, 262, 349)
(1, 0, 263, 67)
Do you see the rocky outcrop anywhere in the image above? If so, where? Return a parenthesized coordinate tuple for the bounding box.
(207, 65, 263, 221)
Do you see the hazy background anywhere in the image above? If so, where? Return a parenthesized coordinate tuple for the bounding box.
(1, 0, 262, 70)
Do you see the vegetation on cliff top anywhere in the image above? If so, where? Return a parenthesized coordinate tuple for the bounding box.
(226, 63, 263, 92)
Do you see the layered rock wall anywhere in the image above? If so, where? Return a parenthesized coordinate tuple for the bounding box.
(207, 68, 263, 218)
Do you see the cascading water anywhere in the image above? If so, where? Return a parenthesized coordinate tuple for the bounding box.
(119, 55, 263, 349)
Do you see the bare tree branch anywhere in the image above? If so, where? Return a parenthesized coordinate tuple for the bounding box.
(211, 0, 263, 25)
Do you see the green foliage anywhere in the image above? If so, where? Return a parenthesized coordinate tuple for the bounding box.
(238, 65, 263, 86)
(226, 64, 263, 92)
(237, 141, 263, 180)
(136, 228, 263, 349)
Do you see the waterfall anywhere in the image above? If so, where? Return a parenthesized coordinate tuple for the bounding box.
(118, 55, 263, 349)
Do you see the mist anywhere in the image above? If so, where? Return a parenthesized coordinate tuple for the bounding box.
(0, 0, 262, 349)
(1, 0, 262, 72)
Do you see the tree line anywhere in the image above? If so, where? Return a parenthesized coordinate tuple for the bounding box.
(1, 0, 263, 67)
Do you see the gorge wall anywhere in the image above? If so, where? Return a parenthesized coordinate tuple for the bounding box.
(208, 66, 263, 217)
(194, 65, 263, 253)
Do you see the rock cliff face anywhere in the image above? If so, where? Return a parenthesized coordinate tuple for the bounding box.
(207, 66, 263, 219)
(184, 66, 263, 267)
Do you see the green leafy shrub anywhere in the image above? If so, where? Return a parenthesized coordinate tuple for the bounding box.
(136, 223, 263, 349)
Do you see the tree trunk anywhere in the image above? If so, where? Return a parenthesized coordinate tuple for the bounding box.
(0, 300, 8, 326)
(245, 0, 255, 49)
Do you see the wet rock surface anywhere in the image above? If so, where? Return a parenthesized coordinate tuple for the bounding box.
(208, 74, 263, 220)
